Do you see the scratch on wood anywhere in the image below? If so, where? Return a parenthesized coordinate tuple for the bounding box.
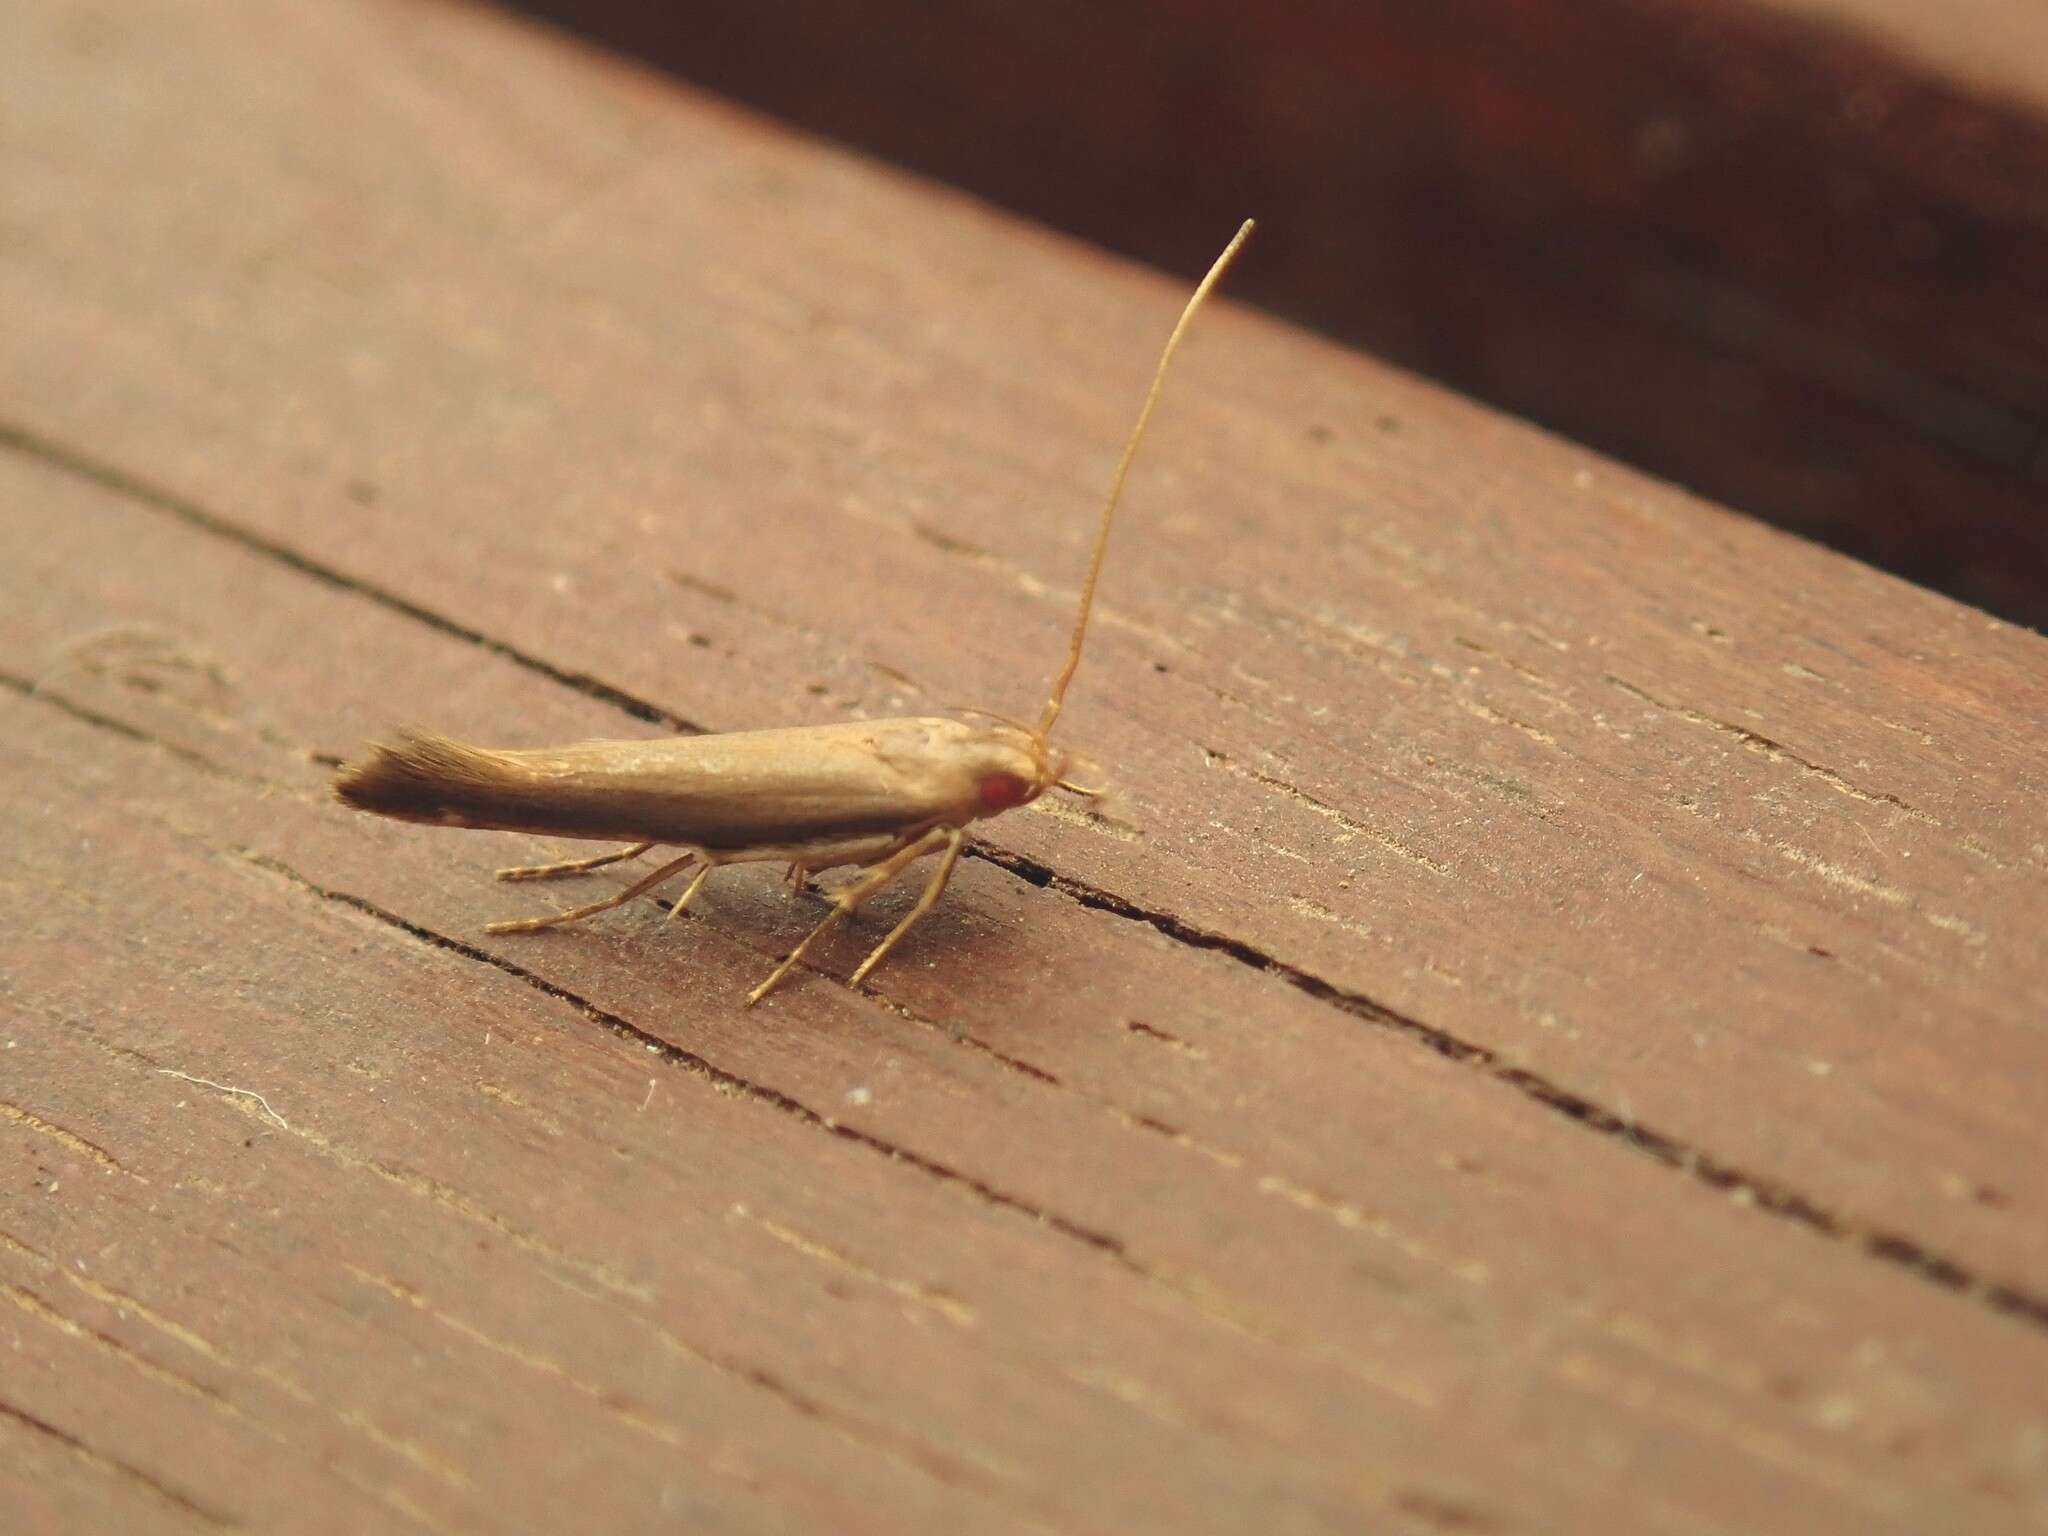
(3, 1229, 238, 1372)
(729, 1204, 979, 1328)
(1599, 1310, 1774, 1396)
(476, 1082, 565, 1138)
(907, 518, 990, 560)
(5, 1284, 237, 1413)
(1111, 1110, 1245, 1171)
(1877, 715, 1939, 748)
(666, 568, 738, 604)
(837, 495, 1199, 658)
(337, 1407, 477, 1493)
(667, 565, 848, 662)
(1745, 832, 1989, 946)
(1062, 1363, 1191, 1428)
(1251, 1175, 1492, 1287)
(1108, 1113, 1489, 1292)
(349, 1265, 594, 1376)
(1238, 830, 1313, 867)
(850, 981, 1069, 1087)
(1200, 747, 1450, 875)
(861, 657, 932, 699)
(0, 1101, 142, 1180)
(1922, 909, 1991, 948)
(359, 1482, 461, 1536)
(1150, 1266, 1444, 1409)
(1027, 791, 1145, 843)
(0, 1399, 237, 1529)
(1451, 633, 1572, 694)
(229, 1090, 658, 1303)
(343, 1264, 710, 1454)
(1285, 896, 1385, 944)
(646, 1321, 1026, 1490)
(1453, 695, 1559, 747)
(1121, 1019, 1208, 1060)
(7, 1228, 527, 1523)
(1606, 674, 1940, 828)
(0, 668, 261, 787)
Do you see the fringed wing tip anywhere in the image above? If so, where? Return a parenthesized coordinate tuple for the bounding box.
(333, 728, 493, 820)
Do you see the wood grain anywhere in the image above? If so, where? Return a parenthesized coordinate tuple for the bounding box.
(513, 0, 2048, 627)
(2, 0, 2044, 1531)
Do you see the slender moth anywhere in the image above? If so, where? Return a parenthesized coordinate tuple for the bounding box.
(335, 220, 1253, 1003)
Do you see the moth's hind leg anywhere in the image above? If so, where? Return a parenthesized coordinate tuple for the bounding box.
(486, 850, 699, 934)
(496, 842, 654, 882)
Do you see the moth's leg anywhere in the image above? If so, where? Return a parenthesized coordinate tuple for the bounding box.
(747, 828, 949, 1006)
(1054, 748, 1109, 799)
(495, 842, 655, 882)
(848, 828, 965, 988)
(486, 851, 698, 933)
(661, 856, 723, 925)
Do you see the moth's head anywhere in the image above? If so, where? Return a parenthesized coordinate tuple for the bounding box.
(952, 719, 1064, 819)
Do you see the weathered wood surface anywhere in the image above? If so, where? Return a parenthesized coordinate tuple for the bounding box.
(2, 1, 2045, 1532)
(516, 0, 2048, 628)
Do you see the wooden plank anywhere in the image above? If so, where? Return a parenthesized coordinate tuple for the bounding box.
(5, 430, 2044, 1533)
(1, 0, 2045, 1530)
(6, 0, 2044, 1287)
(512, 0, 2048, 628)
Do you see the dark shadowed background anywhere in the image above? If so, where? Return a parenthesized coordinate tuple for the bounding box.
(506, 0, 2048, 630)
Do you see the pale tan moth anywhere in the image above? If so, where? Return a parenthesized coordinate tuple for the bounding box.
(336, 220, 1253, 1003)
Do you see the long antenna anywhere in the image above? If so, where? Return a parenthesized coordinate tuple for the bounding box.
(1035, 219, 1255, 738)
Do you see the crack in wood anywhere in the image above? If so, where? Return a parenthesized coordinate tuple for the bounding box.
(0, 419, 691, 733)
(235, 851, 1133, 1262)
(0, 1398, 239, 1529)
(0, 1100, 143, 1181)
(4, 1225, 517, 1530)
(727, 1205, 980, 1329)
(1605, 673, 1940, 827)
(4, 1284, 235, 1412)
(233, 851, 1474, 1397)
(1198, 745, 1451, 874)
(6, 426, 2044, 1343)
(968, 844, 2048, 1335)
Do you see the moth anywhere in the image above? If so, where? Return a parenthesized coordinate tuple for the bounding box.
(336, 221, 1252, 1003)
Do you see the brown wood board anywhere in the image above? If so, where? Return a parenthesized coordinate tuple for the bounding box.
(506, 0, 2048, 629)
(2, 0, 2045, 1530)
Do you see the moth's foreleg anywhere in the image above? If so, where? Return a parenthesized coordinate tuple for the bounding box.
(495, 842, 655, 882)
(486, 850, 700, 934)
(747, 827, 952, 1006)
(848, 828, 966, 988)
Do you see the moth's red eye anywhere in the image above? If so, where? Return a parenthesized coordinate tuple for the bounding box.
(979, 772, 1032, 811)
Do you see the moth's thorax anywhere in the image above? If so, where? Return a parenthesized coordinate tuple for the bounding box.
(872, 724, 1056, 831)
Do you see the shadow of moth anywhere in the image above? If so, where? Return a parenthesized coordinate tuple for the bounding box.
(335, 221, 1253, 1003)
